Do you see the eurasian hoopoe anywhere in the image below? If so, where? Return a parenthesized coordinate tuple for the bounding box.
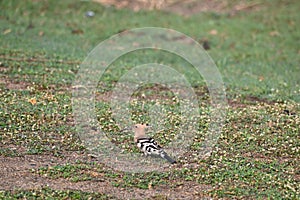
(133, 124, 176, 164)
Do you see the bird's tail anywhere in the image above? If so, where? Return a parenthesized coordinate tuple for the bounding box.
(160, 152, 176, 164)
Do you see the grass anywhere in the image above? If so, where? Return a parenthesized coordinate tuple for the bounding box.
(0, 0, 299, 199)
(1, 0, 299, 100)
(0, 188, 112, 200)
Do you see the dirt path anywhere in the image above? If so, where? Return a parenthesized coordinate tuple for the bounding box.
(0, 153, 211, 199)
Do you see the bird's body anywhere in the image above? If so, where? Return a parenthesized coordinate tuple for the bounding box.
(133, 124, 176, 164)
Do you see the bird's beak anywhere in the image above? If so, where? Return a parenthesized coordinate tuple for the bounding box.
(120, 127, 130, 132)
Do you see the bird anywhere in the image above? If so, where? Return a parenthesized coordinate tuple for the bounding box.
(132, 123, 176, 164)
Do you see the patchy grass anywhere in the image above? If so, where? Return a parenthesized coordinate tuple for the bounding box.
(0, 89, 82, 155)
(0, 0, 299, 199)
(0, 188, 112, 200)
(31, 100, 299, 198)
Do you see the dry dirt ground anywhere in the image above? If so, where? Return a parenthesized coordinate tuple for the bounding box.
(0, 146, 211, 199)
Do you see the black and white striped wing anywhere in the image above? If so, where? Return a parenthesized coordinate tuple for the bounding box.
(136, 137, 176, 164)
(136, 137, 162, 156)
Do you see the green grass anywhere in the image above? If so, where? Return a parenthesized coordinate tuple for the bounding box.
(33, 154, 298, 199)
(1, 0, 299, 100)
(0, 0, 299, 199)
(0, 188, 113, 200)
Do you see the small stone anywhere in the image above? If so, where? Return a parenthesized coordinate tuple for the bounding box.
(85, 11, 95, 17)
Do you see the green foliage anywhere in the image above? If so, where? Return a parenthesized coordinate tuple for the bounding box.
(0, 188, 113, 199)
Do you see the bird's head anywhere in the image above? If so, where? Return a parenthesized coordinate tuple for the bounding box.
(133, 123, 150, 142)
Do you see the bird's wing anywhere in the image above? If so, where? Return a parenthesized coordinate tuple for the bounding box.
(136, 137, 176, 164)
(136, 137, 159, 147)
(148, 138, 162, 149)
(136, 137, 162, 154)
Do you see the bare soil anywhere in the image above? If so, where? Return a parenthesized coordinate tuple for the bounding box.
(0, 150, 211, 199)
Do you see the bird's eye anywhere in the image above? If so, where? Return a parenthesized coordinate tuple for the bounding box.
(146, 123, 149, 126)
(134, 125, 138, 128)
